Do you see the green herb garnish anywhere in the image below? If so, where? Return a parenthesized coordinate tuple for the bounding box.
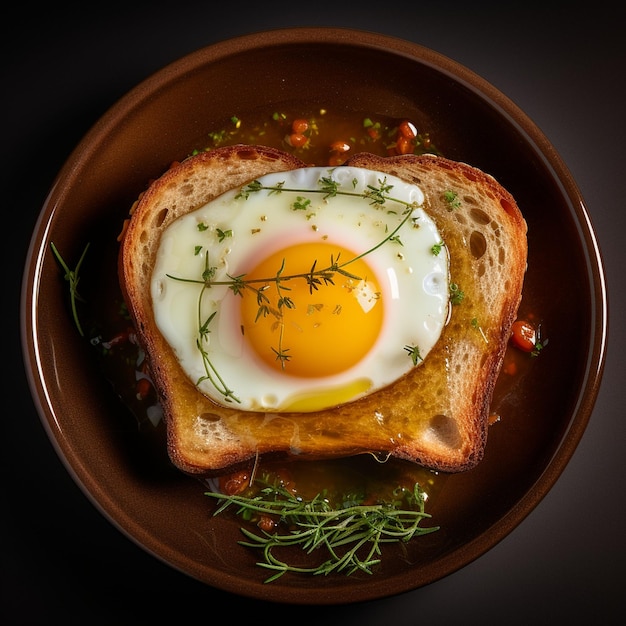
(206, 477, 438, 582)
(443, 190, 461, 210)
(531, 339, 546, 357)
(50, 242, 90, 336)
(431, 241, 444, 256)
(471, 317, 488, 344)
(449, 282, 465, 305)
(404, 344, 423, 366)
(194, 255, 240, 404)
(216, 228, 233, 242)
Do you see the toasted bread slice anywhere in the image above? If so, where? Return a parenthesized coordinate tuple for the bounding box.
(119, 146, 527, 476)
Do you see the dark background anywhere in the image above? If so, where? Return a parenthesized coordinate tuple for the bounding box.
(3, 3, 624, 624)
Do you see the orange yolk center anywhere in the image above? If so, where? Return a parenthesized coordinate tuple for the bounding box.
(239, 242, 384, 378)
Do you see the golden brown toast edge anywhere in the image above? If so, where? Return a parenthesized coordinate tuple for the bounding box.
(119, 148, 528, 476)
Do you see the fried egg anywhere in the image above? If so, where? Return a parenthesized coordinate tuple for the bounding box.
(151, 166, 449, 412)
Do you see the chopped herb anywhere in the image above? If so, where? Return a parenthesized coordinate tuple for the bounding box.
(471, 317, 488, 344)
(291, 196, 311, 211)
(207, 129, 228, 144)
(449, 282, 465, 305)
(404, 344, 423, 366)
(431, 241, 444, 256)
(216, 228, 233, 242)
(443, 190, 461, 210)
(531, 339, 547, 357)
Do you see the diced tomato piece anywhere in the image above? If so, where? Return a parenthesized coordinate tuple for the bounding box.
(291, 118, 309, 134)
(395, 135, 414, 155)
(329, 140, 351, 153)
(288, 132, 308, 147)
(219, 470, 251, 495)
(398, 120, 418, 139)
(510, 320, 537, 352)
(135, 377, 152, 400)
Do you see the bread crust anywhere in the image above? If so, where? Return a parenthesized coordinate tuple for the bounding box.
(119, 147, 527, 476)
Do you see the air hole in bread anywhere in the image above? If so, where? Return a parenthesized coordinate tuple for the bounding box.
(195, 412, 226, 442)
(155, 207, 169, 228)
(469, 230, 487, 259)
(500, 197, 516, 215)
(469, 208, 491, 225)
(427, 414, 462, 449)
(179, 183, 194, 197)
(318, 428, 343, 440)
(498, 246, 505, 265)
(462, 195, 478, 206)
(457, 169, 474, 182)
(237, 147, 276, 161)
(199, 412, 221, 423)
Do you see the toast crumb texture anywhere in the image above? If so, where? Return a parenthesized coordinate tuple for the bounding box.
(120, 146, 527, 476)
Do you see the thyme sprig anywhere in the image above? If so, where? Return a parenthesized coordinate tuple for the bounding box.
(194, 254, 240, 403)
(167, 176, 424, 401)
(50, 242, 90, 336)
(235, 175, 398, 207)
(206, 478, 438, 582)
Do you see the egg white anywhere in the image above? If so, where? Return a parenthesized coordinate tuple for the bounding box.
(151, 166, 449, 412)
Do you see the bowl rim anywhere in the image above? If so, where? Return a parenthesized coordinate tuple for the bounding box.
(20, 27, 608, 603)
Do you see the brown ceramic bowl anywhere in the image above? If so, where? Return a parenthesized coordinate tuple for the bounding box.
(21, 28, 606, 604)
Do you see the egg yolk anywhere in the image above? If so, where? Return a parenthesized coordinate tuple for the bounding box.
(239, 242, 384, 378)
